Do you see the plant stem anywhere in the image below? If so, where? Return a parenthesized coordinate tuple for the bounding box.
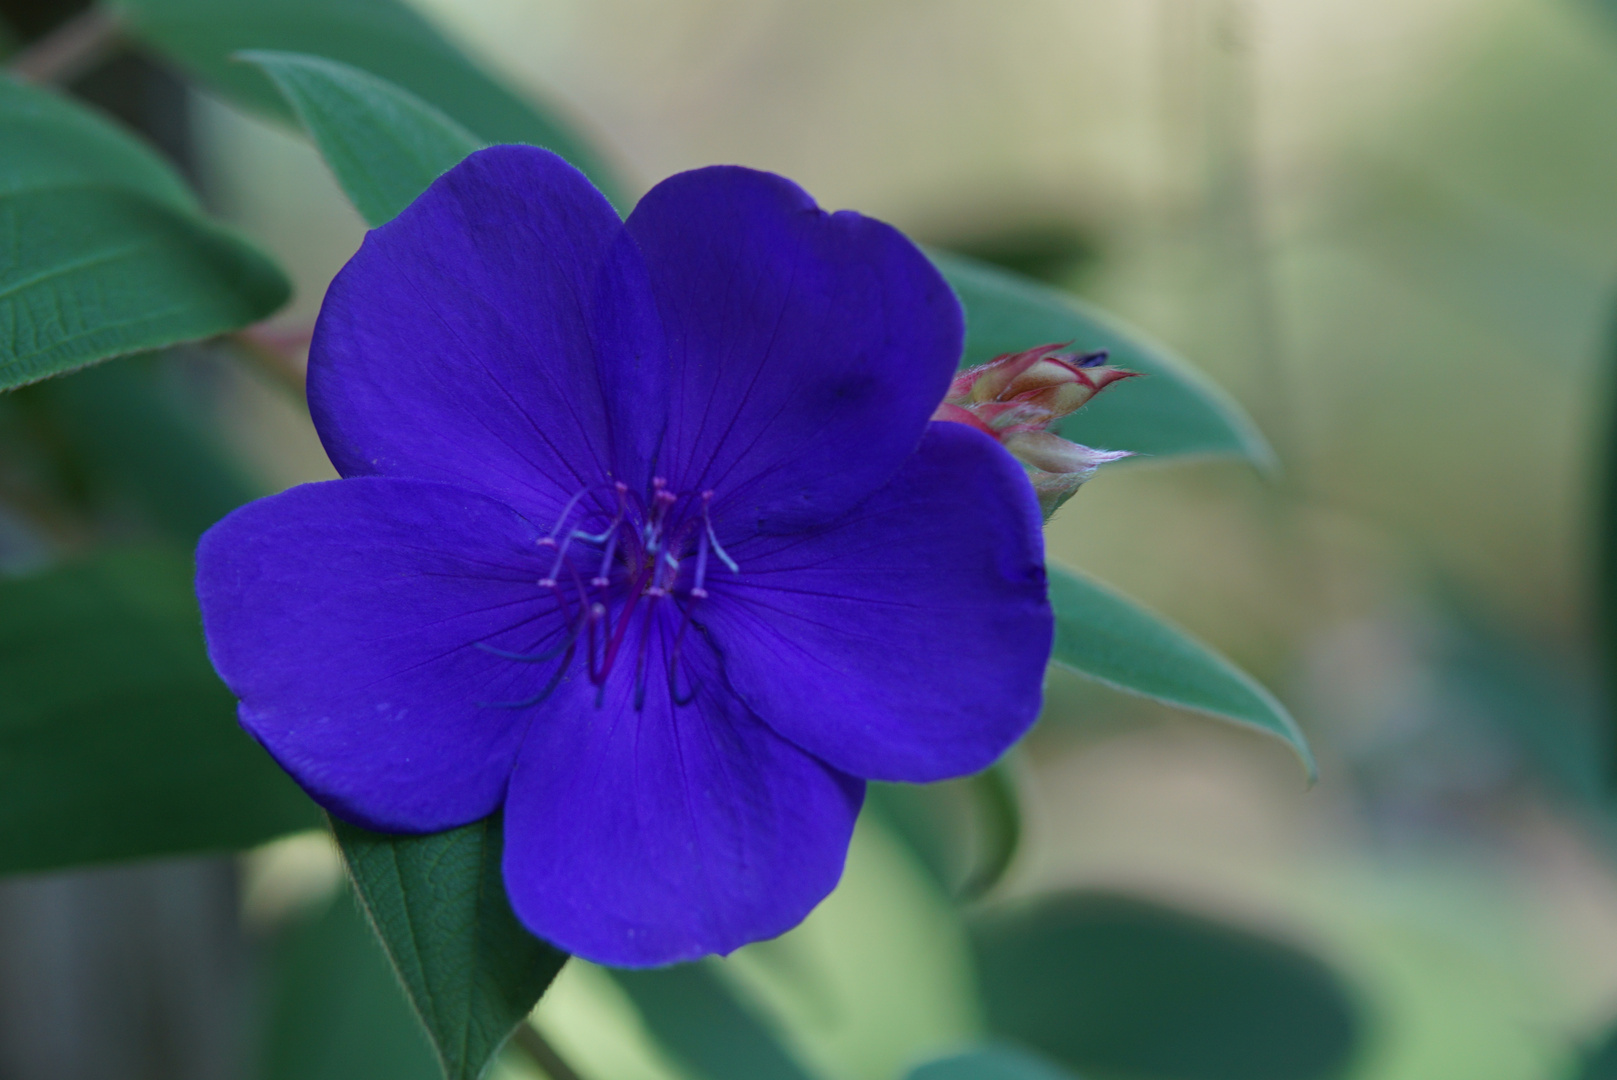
(7, 6, 123, 86)
(510, 1022, 587, 1080)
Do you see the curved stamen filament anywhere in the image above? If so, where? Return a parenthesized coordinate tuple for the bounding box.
(543, 485, 597, 544)
(538, 530, 576, 588)
(585, 601, 607, 685)
(592, 484, 630, 588)
(477, 640, 575, 708)
(667, 597, 698, 706)
(691, 493, 715, 597)
(474, 630, 573, 663)
(632, 594, 658, 711)
(592, 526, 620, 588)
(588, 569, 651, 686)
(701, 491, 739, 576)
(483, 480, 745, 713)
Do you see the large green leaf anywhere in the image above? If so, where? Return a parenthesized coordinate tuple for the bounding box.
(1579, 1014, 1617, 1080)
(907, 1047, 1080, 1080)
(0, 547, 319, 875)
(114, 0, 621, 203)
(0, 188, 291, 389)
(260, 889, 441, 1080)
(0, 78, 291, 389)
(608, 962, 816, 1080)
(930, 250, 1272, 466)
(332, 815, 569, 1080)
(0, 74, 194, 210)
(1047, 562, 1314, 779)
(243, 51, 482, 227)
(26, 356, 262, 543)
(972, 892, 1363, 1080)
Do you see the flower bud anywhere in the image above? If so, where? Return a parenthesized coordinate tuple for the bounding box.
(933, 343, 1137, 517)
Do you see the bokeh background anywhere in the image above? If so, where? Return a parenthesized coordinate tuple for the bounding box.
(10, 0, 1617, 1078)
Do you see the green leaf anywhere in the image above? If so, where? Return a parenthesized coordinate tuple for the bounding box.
(955, 760, 1022, 901)
(242, 51, 482, 227)
(332, 815, 569, 1080)
(0, 187, 292, 389)
(1047, 562, 1315, 779)
(608, 962, 816, 1080)
(28, 356, 263, 543)
(0, 78, 291, 389)
(1426, 581, 1605, 805)
(0, 74, 195, 209)
(930, 250, 1273, 466)
(907, 1047, 1081, 1080)
(716, 815, 983, 1080)
(868, 759, 1024, 902)
(971, 892, 1363, 1080)
(114, 0, 622, 204)
(261, 889, 441, 1080)
(0, 547, 320, 875)
(1578, 1014, 1617, 1080)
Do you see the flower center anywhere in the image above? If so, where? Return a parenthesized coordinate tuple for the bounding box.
(479, 477, 738, 711)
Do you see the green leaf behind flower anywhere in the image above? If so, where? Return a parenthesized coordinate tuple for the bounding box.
(1047, 562, 1314, 779)
(24, 355, 264, 544)
(0, 78, 290, 390)
(242, 51, 482, 227)
(260, 888, 442, 1080)
(906, 1046, 1082, 1080)
(0, 73, 196, 211)
(332, 815, 569, 1080)
(0, 547, 319, 875)
(869, 759, 1024, 902)
(608, 962, 816, 1080)
(930, 250, 1274, 467)
(114, 0, 622, 204)
(970, 892, 1362, 1080)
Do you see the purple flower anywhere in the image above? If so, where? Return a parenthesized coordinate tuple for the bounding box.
(196, 146, 1052, 967)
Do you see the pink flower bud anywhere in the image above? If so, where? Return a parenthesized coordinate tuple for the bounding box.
(932, 343, 1137, 517)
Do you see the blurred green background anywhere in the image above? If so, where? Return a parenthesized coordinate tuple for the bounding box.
(194, 2, 1617, 1073)
(13, 0, 1617, 1077)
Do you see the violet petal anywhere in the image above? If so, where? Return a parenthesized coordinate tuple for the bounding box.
(501, 613, 863, 967)
(704, 422, 1052, 782)
(625, 165, 962, 533)
(197, 476, 567, 831)
(308, 145, 667, 520)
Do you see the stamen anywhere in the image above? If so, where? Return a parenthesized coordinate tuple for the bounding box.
(647, 548, 683, 598)
(584, 601, 605, 682)
(701, 491, 740, 574)
(667, 601, 698, 707)
(632, 595, 657, 711)
(474, 633, 572, 663)
(592, 528, 620, 588)
(592, 484, 629, 588)
(493, 480, 743, 713)
(538, 529, 578, 588)
(691, 525, 711, 600)
(477, 641, 574, 708)
(542, 485, 597, 544)
(668, 658, 696, 706)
